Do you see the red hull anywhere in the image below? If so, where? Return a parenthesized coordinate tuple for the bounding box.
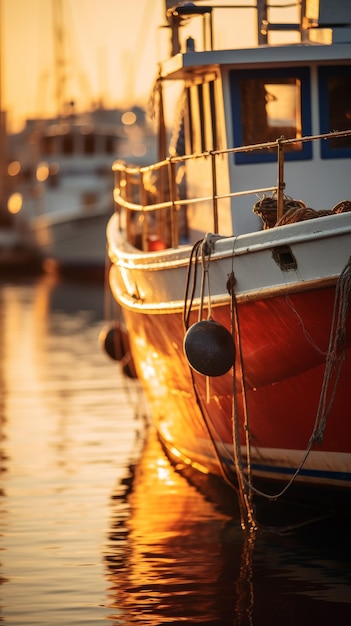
(105, 15, 351, 519)
(121, 283, 351, 486)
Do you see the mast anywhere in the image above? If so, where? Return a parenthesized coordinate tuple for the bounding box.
(52, 0, 67, 117)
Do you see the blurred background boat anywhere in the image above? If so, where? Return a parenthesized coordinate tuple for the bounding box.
(7, 104, 156, 277)
(1, 0, 156, 277)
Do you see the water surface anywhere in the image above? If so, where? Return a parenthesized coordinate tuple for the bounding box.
(1, 275, 350, 625)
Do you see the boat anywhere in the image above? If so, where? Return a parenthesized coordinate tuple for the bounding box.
(104, 0, 351, 529)
(9, 105, 156, 276)
(6, 0, 157, 277)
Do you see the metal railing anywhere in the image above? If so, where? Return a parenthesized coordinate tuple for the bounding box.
(112, 130, 351, 250)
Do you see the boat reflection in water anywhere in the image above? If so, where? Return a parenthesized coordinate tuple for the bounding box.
(104, 426, 351, 626)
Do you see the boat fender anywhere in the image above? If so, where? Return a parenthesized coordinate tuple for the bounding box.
(99, 322, 128, 362)
(183, 319, 235, 377)
(99, 323, 138, 379)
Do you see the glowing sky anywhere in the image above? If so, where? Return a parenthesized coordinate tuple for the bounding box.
(1, 0, 297, 132)
(2, 0, 165, 131)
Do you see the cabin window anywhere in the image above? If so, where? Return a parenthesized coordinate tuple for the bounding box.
(318, 65, 351, 158)
(104, 135, 115, 154)
(230, 67, 312, 163)
(83, 133, 95, 154)
(188, 85, 202, 153)
(186, 79, 217, 154)
(41, 135, 55, 156)
(62, 132, 74, 155)
(204, 81, 217, 151)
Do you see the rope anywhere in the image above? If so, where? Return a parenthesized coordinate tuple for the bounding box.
(253, 193, 307, 229)
(183, 238, 203, 330)
(227, 269, 257, 532)
(285, 295, 327, 356)
(183, 235, 245, 493)
(309, 256, 351, 442)
(229, 256, 351, 502)
(184, 236, 350, 515)
(253, 195, 351, 229)
(183, 233, 223, 327)
(200, 237, 212, 320)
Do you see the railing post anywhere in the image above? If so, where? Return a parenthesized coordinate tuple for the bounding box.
(169, 158, 179, 248)
(140, 171, 148, 251)
(114, 169, 121, 230)
(277, 136, 285, 222)
(211, 152, 218, 233)
(124, 171, 133, 242)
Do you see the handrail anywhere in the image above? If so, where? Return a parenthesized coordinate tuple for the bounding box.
(113, 185, 279, 213)
(112, 130, 351, 249)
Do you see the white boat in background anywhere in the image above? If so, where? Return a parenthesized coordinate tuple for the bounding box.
(4, 0, 158, 276)
(104, 0, 351, 529)
(9, 106, 156, 275)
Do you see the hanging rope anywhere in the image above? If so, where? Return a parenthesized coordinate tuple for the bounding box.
(309, 255, 351, 443)
(183, 238, 203, 330)
(228, 256, 351, 503)
(199, 237, 213, 321)
(227, 269, 257, 533)
(189, 237, 258, 531)
(183, 233, 223, 329)
(183, 235, 350, 518)
(183, 235, 245, 493)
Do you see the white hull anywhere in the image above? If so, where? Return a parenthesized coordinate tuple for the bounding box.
(10, 106, 155, 273)
(32, 207, 112, 269)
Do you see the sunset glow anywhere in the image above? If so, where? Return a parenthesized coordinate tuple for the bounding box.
(2, 0, 164, 131)
(1, 0, 279, 132)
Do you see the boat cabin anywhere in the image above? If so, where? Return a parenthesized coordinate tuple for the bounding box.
(114, 1, 351, 248)
(161, 1, 351, 238)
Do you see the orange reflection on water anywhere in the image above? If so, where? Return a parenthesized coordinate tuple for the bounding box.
(0, 277, 142, 624)
(105, 427, 247, 624)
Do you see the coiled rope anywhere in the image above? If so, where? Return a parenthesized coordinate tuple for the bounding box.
(253, 195, 351, 229)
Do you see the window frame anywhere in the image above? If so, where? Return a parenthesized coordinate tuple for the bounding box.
(185, 77, 218, 155)
(230, 66, 312, 164)
(318, 64, 351, 159)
